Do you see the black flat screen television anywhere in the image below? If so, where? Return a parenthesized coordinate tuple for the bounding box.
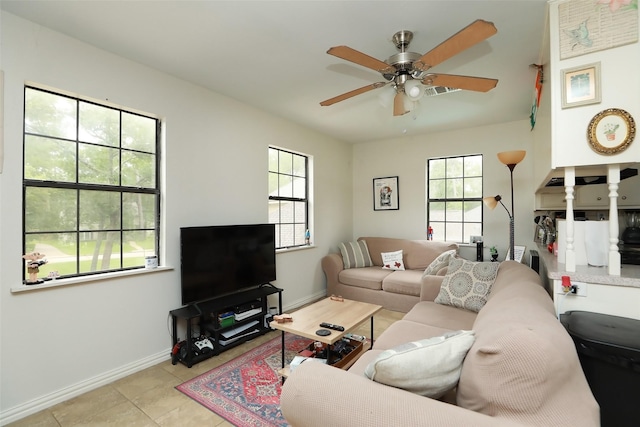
(180, 224, 276, 306)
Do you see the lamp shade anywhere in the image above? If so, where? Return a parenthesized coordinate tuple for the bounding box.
(497, 150, 526, 166)
(378, 86, 396, 108)
(404, 79, 424, 101)
(483, 195, 500, 210)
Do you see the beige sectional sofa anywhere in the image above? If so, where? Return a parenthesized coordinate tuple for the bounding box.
(322, 237, 459, 312)
(281, 261, 599, 427)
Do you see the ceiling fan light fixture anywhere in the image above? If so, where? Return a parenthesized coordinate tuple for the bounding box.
(404, 79, 424, 101)
(321, 20, 499, 116)
(378, 86, 396, 108)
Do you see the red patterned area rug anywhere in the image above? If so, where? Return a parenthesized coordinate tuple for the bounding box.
(176, 334, 312, 427)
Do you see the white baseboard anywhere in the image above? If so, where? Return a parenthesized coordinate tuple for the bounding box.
(0, 350, 170, 426)
(282, 290, 327, 312)
(1, 292, 327, 425)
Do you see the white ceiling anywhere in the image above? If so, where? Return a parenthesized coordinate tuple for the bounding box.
(1, 0, 549, 143)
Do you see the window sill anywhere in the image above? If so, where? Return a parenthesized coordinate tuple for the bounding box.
(276, 244, 316, 254)
(10, 266, 174, 294)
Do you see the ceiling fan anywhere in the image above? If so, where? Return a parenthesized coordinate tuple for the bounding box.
(320, 20, 499, 116)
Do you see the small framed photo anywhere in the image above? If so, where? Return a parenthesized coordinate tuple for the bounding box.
(561, 62, 601, 109)
(373, 176, 399, 211)
(506, 245, 526, 263)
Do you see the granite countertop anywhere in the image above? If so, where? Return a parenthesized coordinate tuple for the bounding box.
(534, 243, 640, 288)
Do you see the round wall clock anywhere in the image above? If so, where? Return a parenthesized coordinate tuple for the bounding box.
(587, 108, 636, 155)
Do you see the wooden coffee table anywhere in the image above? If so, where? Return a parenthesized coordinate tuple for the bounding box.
(270, 297, 383, 377)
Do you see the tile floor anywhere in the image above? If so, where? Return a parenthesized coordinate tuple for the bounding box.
(8, 308, 403, 427)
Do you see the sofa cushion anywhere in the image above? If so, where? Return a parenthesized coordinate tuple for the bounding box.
(359, 237, 458, 270)
(338, 240, 373, 269)
(381, 270, 423, 297)
(338, 267, 390, 290)
(458, 312, 598, 425)
(369, 320, 456, 351)
(403, 301, 477, 331)
(364, 330, 476, 398)
(434, 258, 499, 312)
(423, 249, 457, 276)
(456, 264, 599, 426)
(381, 250, 405, 270)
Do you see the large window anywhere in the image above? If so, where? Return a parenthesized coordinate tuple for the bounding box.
(268, 147, 309, 249)
(427, 155, 482, 243)
(23, 86, 160, 281)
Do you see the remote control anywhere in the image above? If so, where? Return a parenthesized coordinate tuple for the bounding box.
(319, 322, 344, 331)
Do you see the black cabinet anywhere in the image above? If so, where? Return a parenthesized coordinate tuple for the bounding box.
(170, 284, 282, 367)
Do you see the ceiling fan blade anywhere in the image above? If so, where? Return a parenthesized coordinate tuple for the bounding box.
(422, 74, 498, 92)
(320, 82, 387, 106)
(327, 46, 395, 74)
(393, 92, 408, 116)
(413, 19, 497, 72)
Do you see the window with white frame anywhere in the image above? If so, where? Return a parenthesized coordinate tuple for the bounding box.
(268, 147, 309, 249)
(427, 154, 483, 243)
(22, 86, 160, 281)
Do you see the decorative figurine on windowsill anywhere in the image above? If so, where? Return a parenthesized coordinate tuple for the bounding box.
(23, 252, 47, 285)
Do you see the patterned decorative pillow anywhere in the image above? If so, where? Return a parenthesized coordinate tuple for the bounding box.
(423, 249, 457, 276)
(364, 330, 476, 398)
(381, 250, 405, 270)
(434, 258, 499, 312)
(338, 240, 374, 269)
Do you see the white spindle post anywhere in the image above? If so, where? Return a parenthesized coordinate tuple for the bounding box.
(565, 167, 576, 272)
(608, 164, 621, 276)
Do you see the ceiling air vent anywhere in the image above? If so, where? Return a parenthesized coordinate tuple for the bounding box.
(423, 86, 461, 97)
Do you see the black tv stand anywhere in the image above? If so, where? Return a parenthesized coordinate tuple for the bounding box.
(191, 302, 203, 316)
(169, 285, 283, 368)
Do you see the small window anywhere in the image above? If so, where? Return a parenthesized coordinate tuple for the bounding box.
(268, 147, 309, 249)
(23, 86, 161, 281)
(427, 154, 483, 243)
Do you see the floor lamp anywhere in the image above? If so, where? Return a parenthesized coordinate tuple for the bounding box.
(483, 150, 526, 261)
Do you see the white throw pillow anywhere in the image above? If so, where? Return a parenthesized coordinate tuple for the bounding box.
(338, 240, 374, 269)
(434, 258, 499, 312)
(423, 249, 457, 276)
(381, 250, 405, 270)
(364, 330, 476, 398)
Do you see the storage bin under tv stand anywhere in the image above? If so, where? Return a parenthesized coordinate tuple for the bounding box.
(169, 284, 283, 368)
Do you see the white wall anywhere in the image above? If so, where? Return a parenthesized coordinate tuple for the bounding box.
(553, 279, 640, 321)
(549, 2, 640, 168)
(0, 12, 352, 422)
(351, 120, 536, 261)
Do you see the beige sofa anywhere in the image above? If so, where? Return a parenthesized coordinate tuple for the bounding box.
(322, 237, 459, 312)
(281, 261, 599, 427)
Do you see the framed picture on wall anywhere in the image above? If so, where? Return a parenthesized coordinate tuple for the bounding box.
(373, 176, 399, 211)
(587, 108, 636, 155)
(561, 62, 601, 109)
